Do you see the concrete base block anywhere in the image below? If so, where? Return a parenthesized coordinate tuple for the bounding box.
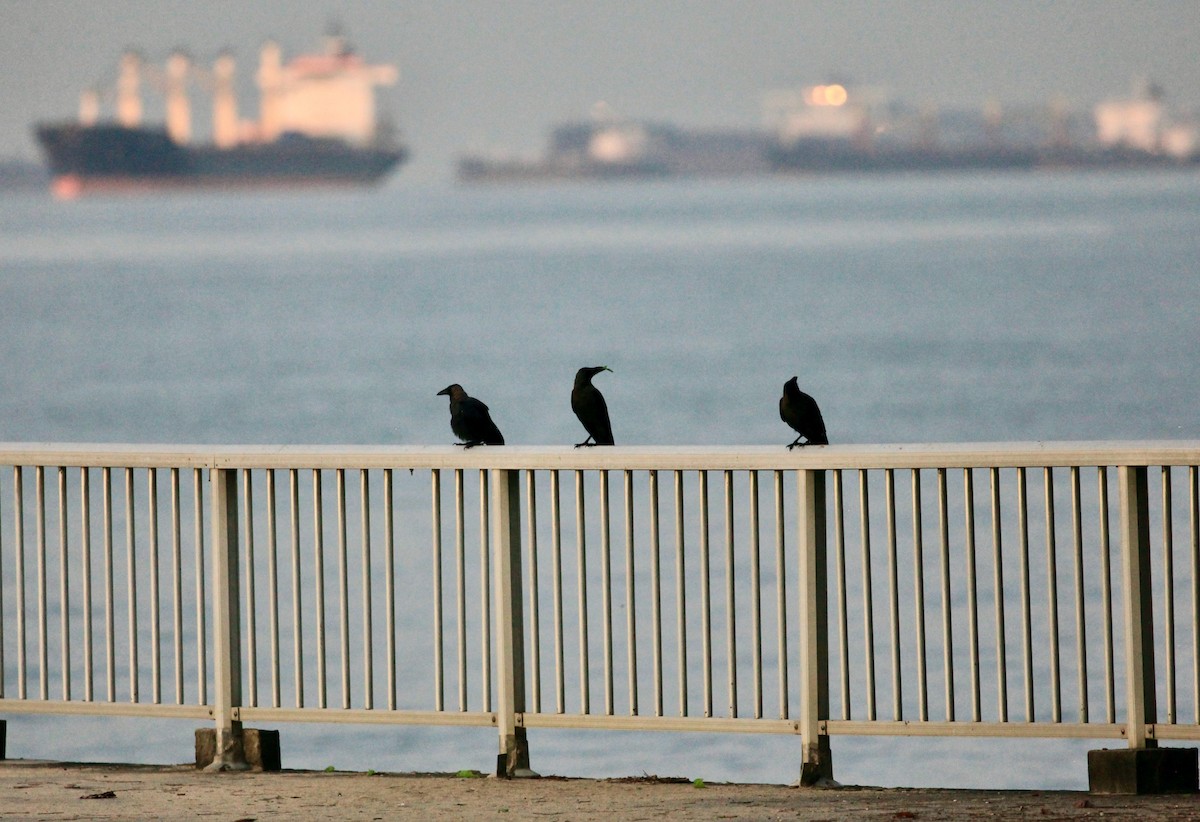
(195, 728, 281, 772)
(1088, 747, 1198, 794)
(495, 730, 538, 778)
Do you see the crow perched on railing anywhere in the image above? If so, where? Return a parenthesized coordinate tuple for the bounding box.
(571, 366, 614, 447)
(437, 384, 505, 447)
(780, 376, 828, 448)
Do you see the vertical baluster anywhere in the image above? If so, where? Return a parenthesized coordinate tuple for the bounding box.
(859, 469, 876, 721)
(649, 470, 663, 717)
(360, 469, 373, 711)
(312, 469, 327, 709)
(83, 467, 95, 702)
(1044, 467, 1061, 723)
(749, 470, 764, 720)
(599, 470, 613, 715)
(1070, 467, 1089, 723)
(169, 468, 180, 704)
(480, 470, 492, 713)
(36, 465, 47, 700)
(1097, 467, 1115, 724)
(124, 467, 138, 702)
(1016, 467, 1034, 721)
(288, 469, 303, 708)
(911, 469, 928, 722)
(624, 470, 638, 716)
(147, 468, 159, 704)
(1190, 465, 1199, 724)
(14, 466, 26, 700)
(990, 467, 1008, 722)
(431, 469, 444, 711)
(831, 470, 849, 720)
(57, 467, 71, 701)
(774, 471, 789, 720)
(698, 470, 712, 718)
(336, 469, 350, 709)
(575, 470, 589, 714)
(1162, 466, 1176, 724)
(242, 469, 257, 708)
(885, 469, 901, 721)
(194, 468, 207, 706)
(381, 468, 396, 710)
(674, 470, 688, 716)
(937, 468, 955, 722)
(550, 470, 565, 714)
(526, 471, 541, 713)
(455, 468, 467, 711)
(723, 470, 737, 718)
(103, 466, 115, 702)
(267, 469, 281, 709)
(963, 468, 981, 722)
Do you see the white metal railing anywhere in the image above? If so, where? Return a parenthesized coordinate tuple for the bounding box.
(0, 442, 1197, 782)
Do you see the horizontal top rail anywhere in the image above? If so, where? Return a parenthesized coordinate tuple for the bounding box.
(0, 441, 1197, 470)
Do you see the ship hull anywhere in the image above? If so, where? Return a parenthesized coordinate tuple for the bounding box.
(36, 123, 406, 197)
(767, 138, 1198, 174)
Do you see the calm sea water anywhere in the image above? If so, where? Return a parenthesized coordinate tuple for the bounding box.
(1, 172, 1198, 787)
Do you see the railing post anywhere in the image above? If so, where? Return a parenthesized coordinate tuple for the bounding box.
(1086, 464, 1197, 794)
(492, 469, 536, 777)
(797, 468, 833, 786)
(205, 467, 247, 771)
(1117, 465, 1157, 750)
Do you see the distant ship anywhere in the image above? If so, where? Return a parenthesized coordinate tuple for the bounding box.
(35, 30, 406, 198)
(763, 83, 1199, 174)
(460, 84, 1199, 183)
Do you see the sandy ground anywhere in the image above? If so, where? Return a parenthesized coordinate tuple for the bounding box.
(2, 760, 1199, 821)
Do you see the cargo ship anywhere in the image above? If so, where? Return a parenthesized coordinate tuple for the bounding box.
(36, 31, 406, 198)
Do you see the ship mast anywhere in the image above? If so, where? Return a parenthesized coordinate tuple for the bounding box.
(165, 51, 191, 144)
(211, 51, 239, 148)
(257, 40, 284, 142)
(116, 50, 142, 128)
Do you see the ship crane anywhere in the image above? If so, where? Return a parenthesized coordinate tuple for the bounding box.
(74, 47, 246, 148)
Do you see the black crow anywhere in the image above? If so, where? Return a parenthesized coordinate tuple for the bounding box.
(437, 384, 505, 447)
(780, 376, 828, 449)
(571, 366, 614, 447)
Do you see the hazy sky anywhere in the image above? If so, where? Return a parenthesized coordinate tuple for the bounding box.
(3, 0, 1199, 182)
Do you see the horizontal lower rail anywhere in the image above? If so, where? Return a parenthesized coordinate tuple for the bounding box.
(1149, 725, 1200, 741)
(824, 720, 1130, 739)
(0, 699, 212, 720)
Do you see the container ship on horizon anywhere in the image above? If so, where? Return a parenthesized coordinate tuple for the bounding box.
(36, 30, 406, 198)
